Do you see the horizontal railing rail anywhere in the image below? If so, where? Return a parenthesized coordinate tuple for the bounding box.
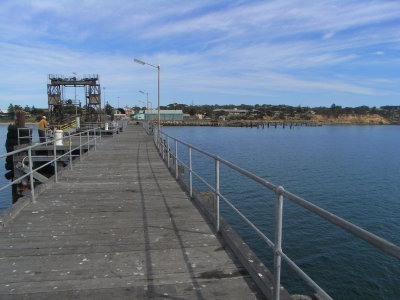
(0, 128, 102, 204)
(17, 127, 33, 145)
(80, 120, 128, 131)
(154, 127, 400, 300)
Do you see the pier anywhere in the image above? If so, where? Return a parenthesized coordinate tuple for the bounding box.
(0, 124, 275, 299)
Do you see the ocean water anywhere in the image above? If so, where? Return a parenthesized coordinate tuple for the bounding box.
(162, 125, 400, 300)
(1, 124, 399, 299)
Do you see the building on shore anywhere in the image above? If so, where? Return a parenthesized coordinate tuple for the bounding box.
(131, 109, 183, 121)
(213, 108, 249, 117)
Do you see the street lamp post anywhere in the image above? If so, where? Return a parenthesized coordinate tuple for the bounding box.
(138, 100, 145, 109)
(72, 72, 78, 116)
(139, 90, 149, 110)
(134, 58, 160, 136)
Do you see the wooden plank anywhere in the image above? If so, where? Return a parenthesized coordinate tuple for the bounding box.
(0, 124, 266, 299)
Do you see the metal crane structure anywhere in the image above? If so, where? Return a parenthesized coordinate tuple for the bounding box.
(47, 74, 102, 123)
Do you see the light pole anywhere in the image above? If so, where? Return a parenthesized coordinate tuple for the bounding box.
(139, 90, 149, 110)
(138, 100, 145, 109)
(134, 58, 160, 136)
(72, 72, 77, 115)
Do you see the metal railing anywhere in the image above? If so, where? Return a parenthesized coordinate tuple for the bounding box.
(80, 120, 128, 131)
(153, 127, 400, 300)
(17, 128, 33, 145)
(0, 128, 102, 203)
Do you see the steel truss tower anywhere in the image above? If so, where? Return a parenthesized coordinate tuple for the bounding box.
(47, 74, 101, 123)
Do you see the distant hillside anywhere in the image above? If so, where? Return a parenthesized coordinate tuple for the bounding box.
(311, 114, 391, 125)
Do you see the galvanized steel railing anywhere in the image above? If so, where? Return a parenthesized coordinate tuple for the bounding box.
(0, 128, 102, 203)
(153, 127, 400, 300)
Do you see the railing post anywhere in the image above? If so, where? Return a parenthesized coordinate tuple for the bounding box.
(158, 131, 162, 151)
(273, 186, 284, 300)
(79, 132, 82, 160)
(167, 136, 170, 169)
(215, 158, 220, 232)
(28, 148, 35, 202)
(87, 131, 90, 155)
(69, 134, 73, 170)
(162, 137, 165, 160)
(53, 139, 58, 182)
(94, 128, 97, 151)
(175, 140, 178, 180)
(189, 147, 193, 198)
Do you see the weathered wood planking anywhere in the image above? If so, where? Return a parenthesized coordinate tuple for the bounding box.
(0, 124, 264, 299)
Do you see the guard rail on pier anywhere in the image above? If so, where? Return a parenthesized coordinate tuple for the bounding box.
(0, 122, 269, 299)
(1, 128, 102, 215)
(153, 125, 400, 300)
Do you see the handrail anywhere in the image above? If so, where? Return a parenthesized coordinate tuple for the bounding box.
(155, 127, 400, 300)
(17, 127, 33, 145)
(0, 128, 102, 202)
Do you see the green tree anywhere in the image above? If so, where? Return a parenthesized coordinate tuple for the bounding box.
(104, 102, 113, 115)
(7, 103, 14, 115)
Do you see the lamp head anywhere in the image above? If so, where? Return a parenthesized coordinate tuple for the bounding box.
(134, 58, 146, 65)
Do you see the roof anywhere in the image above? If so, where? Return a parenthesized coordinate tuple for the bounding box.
(145, 109, 183, 114)
(213, 109, 248, 113)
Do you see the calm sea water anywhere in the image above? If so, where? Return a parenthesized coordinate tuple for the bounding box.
(1, 124, 399, 299)
(163, 125, 400, 300)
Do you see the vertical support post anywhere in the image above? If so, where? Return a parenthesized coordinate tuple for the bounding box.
(69, 134, 73, 170)
(157, 65, 160, 143)
(162, 138, 165, 160)
(158, 131, 162, 151)
(273, 186, 284, 300)
(87, 131, 90, 155)
(189, 147, 193, 198)
(79, 132, 82, 160)
(94, 128, 97, 151)
(53, 139, 58, 182)
(28, 148, 35, 202)
(215, 158, 220, 232)
(167, 136, 170, 169)
(175, 140, 178, 180)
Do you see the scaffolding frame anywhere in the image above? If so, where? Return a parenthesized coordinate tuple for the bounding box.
(47, 74, 102, 123)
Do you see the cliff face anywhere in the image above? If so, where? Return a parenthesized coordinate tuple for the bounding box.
(312, 114, 391, 125)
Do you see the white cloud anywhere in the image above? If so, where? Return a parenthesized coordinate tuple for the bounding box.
(0, 0, 399, 107)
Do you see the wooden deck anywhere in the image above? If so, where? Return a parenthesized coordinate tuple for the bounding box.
(0, 124, 264, 299)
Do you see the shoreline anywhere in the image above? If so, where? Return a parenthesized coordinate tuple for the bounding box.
(0, 121, 398, 127)
(158, 120, 398, 126)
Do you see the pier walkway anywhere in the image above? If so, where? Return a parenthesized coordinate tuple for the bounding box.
(0, 124, 263, 299)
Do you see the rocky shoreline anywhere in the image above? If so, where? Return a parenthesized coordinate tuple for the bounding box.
(160, 114, 397, 127)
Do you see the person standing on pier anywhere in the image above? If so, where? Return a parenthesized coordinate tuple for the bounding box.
(38, 116, 48, 143)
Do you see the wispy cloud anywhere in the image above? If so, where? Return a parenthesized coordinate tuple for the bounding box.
(0, 0, 399, 108)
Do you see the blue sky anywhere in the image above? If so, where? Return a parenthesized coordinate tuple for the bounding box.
(0, 0, 399, 110)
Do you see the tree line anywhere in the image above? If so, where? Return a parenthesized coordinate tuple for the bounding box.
(5, 102, 400, 121)
(158, 103, 400, 120)
(5, 104, 46, 116)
